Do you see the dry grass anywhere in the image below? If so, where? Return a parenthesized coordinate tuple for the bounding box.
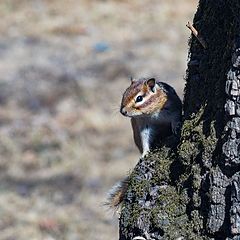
(0, 0, 197, 239)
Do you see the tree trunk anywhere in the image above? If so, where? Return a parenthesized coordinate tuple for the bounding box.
(119, 0, 240, 239)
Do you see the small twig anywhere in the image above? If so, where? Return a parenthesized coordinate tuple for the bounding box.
(186, 21, 207, 49)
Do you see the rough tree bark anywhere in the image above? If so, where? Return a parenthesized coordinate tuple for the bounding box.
(119, 1, 240, 239)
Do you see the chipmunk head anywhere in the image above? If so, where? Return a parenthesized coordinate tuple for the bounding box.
(120, 78, 168, 117)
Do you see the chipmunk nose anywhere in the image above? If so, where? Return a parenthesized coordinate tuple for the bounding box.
(120, 107, 128, 116)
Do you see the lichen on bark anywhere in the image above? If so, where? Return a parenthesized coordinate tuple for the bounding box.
(120, 139, 200, 240)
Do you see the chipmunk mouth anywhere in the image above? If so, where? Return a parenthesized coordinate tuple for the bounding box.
(120, 108, 138, 117)
(120, 107, 129, 117)
(120, 106, 144, 117)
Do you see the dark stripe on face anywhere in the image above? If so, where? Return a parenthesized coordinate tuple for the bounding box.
(140, 94, 159, 108)
(139, 92, 167, 113)
(121, 78, 147, 106)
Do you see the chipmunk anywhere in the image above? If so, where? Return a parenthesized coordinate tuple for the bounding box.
(120, 77, 182, 156)
(107, 77, 182, 209)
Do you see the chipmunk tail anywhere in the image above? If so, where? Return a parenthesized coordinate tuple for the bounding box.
(106, 177, 129, 209)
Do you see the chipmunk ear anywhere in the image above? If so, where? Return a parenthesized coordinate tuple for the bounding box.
(145, 78, 156, 92)
(130, 76, 137, 84)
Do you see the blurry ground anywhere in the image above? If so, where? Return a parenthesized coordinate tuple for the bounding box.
(0, 0, 197, 239)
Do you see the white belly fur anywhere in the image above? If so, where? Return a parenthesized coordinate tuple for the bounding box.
(134, 107, 180, 156)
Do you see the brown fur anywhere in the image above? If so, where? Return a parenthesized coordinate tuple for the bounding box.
(140, 93, 167, 114)
(106, 177, 129, 208)
(121, 79, 145, 107)
(121, 78, 168, 116)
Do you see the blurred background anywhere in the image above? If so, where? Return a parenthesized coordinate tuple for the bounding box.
(0, 0, 197, 239)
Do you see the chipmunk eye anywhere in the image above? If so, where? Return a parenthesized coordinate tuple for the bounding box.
(136, 96, 143, 103)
